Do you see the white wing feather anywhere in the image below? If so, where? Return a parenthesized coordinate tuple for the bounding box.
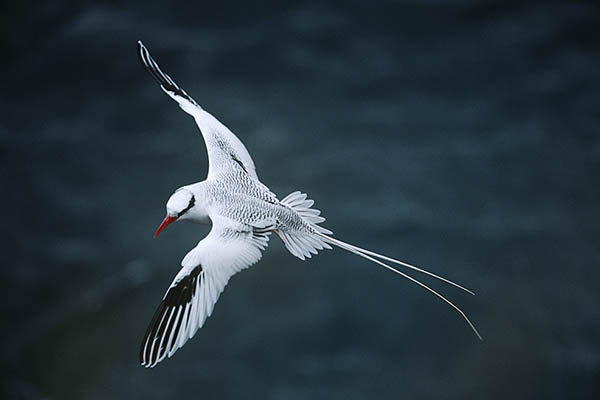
(138, 41, 259, 180)
(139, 217, 269, 368)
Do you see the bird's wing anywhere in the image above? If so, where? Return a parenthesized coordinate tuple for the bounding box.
(139, 217, 270, 368)
(137, 41, 259, 180)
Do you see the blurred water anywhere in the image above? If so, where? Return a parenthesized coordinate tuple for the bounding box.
(2, 1, 600, 399)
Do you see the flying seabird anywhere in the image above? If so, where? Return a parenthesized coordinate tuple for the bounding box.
(136, 41, 481, 368)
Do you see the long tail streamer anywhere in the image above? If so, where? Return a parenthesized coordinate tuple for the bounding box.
(317, 233, 482, 340)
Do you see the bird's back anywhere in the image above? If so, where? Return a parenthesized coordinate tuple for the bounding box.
(201, 172, 312, 234)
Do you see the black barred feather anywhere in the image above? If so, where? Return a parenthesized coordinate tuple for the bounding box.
(137, 41, 199, 107)
(139, 265, 203, 368)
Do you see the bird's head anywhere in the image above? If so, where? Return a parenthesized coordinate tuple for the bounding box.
(153, 188, 196, 238)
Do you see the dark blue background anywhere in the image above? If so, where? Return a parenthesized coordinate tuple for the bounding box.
(2, 1, 599, 399)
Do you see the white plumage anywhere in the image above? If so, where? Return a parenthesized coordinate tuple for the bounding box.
(137, 41, 480, 368)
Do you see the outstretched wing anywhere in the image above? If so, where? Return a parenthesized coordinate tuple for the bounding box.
(139, 217, 270, 368)
(137, 41, 259, 180)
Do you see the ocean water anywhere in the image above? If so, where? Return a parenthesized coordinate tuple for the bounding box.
(2, 1, 599, 399)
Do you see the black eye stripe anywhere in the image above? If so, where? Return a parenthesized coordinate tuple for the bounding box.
(177, 196, 195, 217)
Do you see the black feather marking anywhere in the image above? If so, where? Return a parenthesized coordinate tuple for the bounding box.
(177, 196, 195, 218)
(138, 43, 161, 84)
(139, 264, 203, 367)
(230, 153, 248, 173)
(154, 306, 174, 362)
(170, 300, 187, 347)
(167, 303, 186, 352)
(143, 306, 171, 366)
(137, 41, 198, 106)
(162, 305, 181, 356)
(139, 302, 165, 364)
(252, 225, 274, 234)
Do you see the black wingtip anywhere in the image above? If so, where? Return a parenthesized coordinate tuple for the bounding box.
(137, 41, 166, 88)
(138, 264, 204, 368)
(136, 42, 199, 107)
(137, 40, 145, 55)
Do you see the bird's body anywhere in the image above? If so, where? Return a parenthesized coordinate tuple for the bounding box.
(136, 41, 480, 368)
(184, 178, 320, 236)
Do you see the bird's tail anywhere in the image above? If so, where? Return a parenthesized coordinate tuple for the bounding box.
(280, 191, 482, 340)
(277, 191, 333, 260)
(316, 232, 482, 340)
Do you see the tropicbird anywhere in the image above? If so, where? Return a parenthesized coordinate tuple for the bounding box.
(137, 41, 481, 368)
